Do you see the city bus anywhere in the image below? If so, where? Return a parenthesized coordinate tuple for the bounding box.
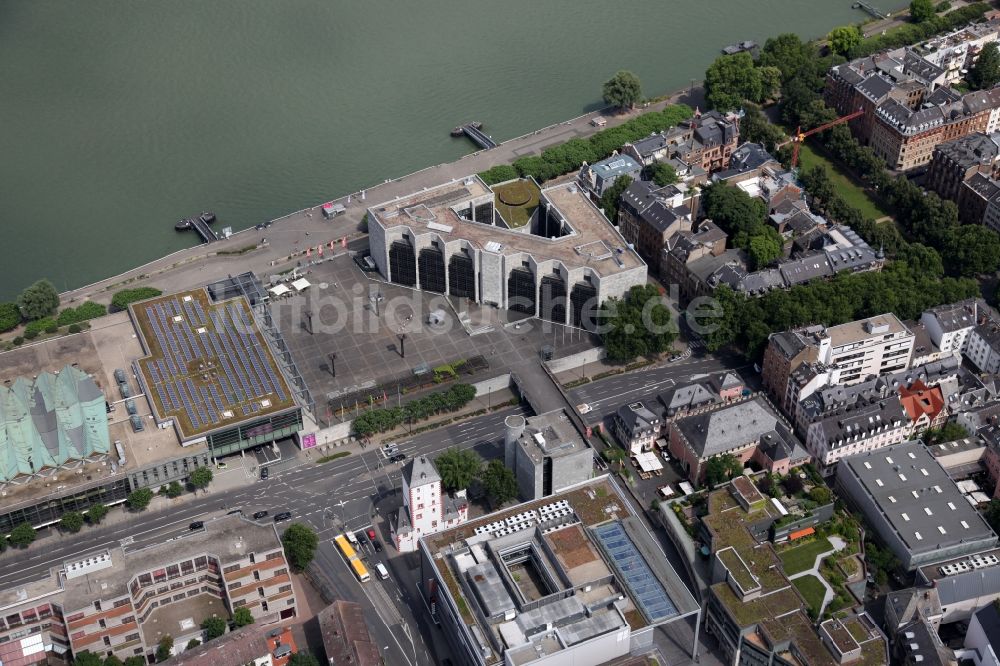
(334, 533, 370, 582)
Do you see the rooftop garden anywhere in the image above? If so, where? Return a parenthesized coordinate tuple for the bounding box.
(718, 547, 760, 594)
(714, 582, 802, 629)
(779, 536, 832, 575)
(493, 179, 540, 229)
(792, 574, 827, 618)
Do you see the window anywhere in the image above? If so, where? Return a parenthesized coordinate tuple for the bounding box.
(113, 599, 130, 609)
(223, 564, 240, 574)
(120, 616, 134, 625)
(93, 601, 102, 612)
(278, 585, 292, 594)
(98, 619, 107, 629)
(266, 552, 283, 561)
(103, 636, 111, 647)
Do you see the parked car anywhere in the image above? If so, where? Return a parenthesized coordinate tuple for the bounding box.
(253, 510, 269, 520)
(189, 521, 204, 530)
(372, 539, 383, 552)
(381, 443, 399, 456)
(390, 453, 406, 463)
(273, 512, 292, 523)
(260, 467, 269, 480)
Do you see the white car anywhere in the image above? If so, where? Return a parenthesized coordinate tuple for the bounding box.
(577, 403, 593, 415)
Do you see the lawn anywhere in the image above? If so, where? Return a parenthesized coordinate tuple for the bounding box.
(792, 574, 827, 617)
(796, 142, 891, 221)
(778, 536, 832, 575)
(493, 179, 540, 229)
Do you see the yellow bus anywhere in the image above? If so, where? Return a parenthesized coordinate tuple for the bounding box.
(350, 558, 371, 583)
(334, 534, 357, 560)
(334, 533, 369, 583)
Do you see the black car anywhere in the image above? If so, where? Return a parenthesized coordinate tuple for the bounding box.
(189, 521, 204, 530)
(273, 512, 292, 523)
(253, 510, 269, 520)
(390, 453, 406, 463)
(260, 467, 269, 480)
(372, 540, 383, 552)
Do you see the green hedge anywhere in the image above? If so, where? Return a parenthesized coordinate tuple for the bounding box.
(478, 105, 693, 185)
(353, 384, 477, 437)
(0, 303, 21, 333)
(24, 318, 56, 337)
(111, 287, 162, 311)
(56, 301, 107, 327)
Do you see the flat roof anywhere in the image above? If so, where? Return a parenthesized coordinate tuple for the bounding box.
(0, 312, 204, 507)
(131, 289, 296, 439)
(838, 441, 997, 555)
(368, 176, 643, 277)
(826, 313, 910, 349)
(63, 514, 282, 610)
(516, 410, 588, 464)
(422, 478, 697, 663)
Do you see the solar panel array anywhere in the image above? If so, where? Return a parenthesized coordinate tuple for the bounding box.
(591, 522, 678, 622)
(140, 295, 288, 433)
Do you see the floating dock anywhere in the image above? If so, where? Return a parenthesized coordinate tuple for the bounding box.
(452, 122, 497, 149)
(176, 212, 219, 243)
(721, 40, 757, 55)
(852, 1, 889, 19)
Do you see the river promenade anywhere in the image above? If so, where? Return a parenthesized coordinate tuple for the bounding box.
(58, 85, 704, 308)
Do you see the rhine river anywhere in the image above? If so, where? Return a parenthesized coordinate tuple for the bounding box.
(0, 0, 905, 300)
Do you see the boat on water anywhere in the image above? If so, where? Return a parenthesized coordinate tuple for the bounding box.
(175, 211, 216, 232)
(450, 121, 483, 137)
(722, 40, 757, 55)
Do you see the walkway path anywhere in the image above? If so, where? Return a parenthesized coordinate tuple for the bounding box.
(788, 535, 846, 617)
(59, 86, 704, 309)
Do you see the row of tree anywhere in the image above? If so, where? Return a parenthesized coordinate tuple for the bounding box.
(478, 105, 693, 185)
(352, 384, 477, 437)
(435, 447, 519, 508)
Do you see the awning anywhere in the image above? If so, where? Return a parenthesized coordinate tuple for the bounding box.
(291, 278, 311, 291)
(633, 452, 663, 473)
(269, 284, 290, 297)
(789, 527, 815, 541)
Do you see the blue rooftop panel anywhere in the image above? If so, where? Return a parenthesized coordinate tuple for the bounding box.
(592, 521, 678, 622)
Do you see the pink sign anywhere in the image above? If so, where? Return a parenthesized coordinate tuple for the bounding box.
(301, 433, 317, 449)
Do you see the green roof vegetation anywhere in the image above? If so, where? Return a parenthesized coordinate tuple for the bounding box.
(493, 179, 540, 229)
(712, 582, 801, 628)
(717, 548, 759, 593)
(843, 617, 869, 643)
(793, 574, 827, 617)
(778, 537, 832, 575)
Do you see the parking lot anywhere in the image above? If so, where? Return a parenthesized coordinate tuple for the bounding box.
(272, 255, 598, 413)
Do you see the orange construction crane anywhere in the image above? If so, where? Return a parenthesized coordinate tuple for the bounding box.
(779, 107, 865, 168)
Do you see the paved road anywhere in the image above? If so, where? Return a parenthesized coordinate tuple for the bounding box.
(0, 404, 528, 666)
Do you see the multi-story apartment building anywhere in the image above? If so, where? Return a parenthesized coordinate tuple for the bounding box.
(613, 402, 661, 455)
(825, 44, 1000, 170)
(617, 181, 692, 272)
(925, 132, 1000, 201)
(763, 314, 915, 414)
(967, 320, 1000, 373)
(920, 298, 985, 355)
(394, 455, 468, 552)
(805, 397, 909, 472)
(0, 515, 295, 664)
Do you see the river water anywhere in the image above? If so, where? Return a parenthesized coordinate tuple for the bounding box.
(0, 0, 904, 300)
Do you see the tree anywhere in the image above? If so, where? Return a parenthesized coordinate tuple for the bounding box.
(782, 474, 805, 496)
(703, 454, 742, 488)
(110, 287, 162, 311)
(9, 522, 35, 548)
(127, 487, 153, 511)
(288, 653, 321, 666)
(156, 635, 174, 662)
(435, 447, 482, 492)
(601, 284, 675, 363)
(103, 655, 124, 666)
(809, 486, 833, 505)
(17, 280, 60, 321)
(649, 162, 678, 187)
(828, 26, 862, 57)
(87, 503, 109, 524)
(0, 302, 21, 332)
(73, 652, 103, 666)
(162, 480, 184, 498)
(186, 639, 201, 650)
(910, 0, 936, 22)
(189, 466, 213, 491)
(600, 175, 633, 222)
(923, 422, 969, 444)
(985, 500, 1000, 535)
(282, 523, 319, 572)
(748, 230, 783, 270)
(969, 42, 1000, 90)
(60, 511, 84, 533)
(480, 460, 518, 508)
(124, 657, 147, 666)
(201, 616, 227, 640)
(233, 607, 254, 628)
(602, 70, 642, 111)
(705, 53, 763, 110)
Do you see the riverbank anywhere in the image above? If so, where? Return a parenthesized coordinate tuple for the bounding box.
(55, 85, 705, 308)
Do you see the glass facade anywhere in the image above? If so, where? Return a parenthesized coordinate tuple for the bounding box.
(205, 409, 303, 456)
